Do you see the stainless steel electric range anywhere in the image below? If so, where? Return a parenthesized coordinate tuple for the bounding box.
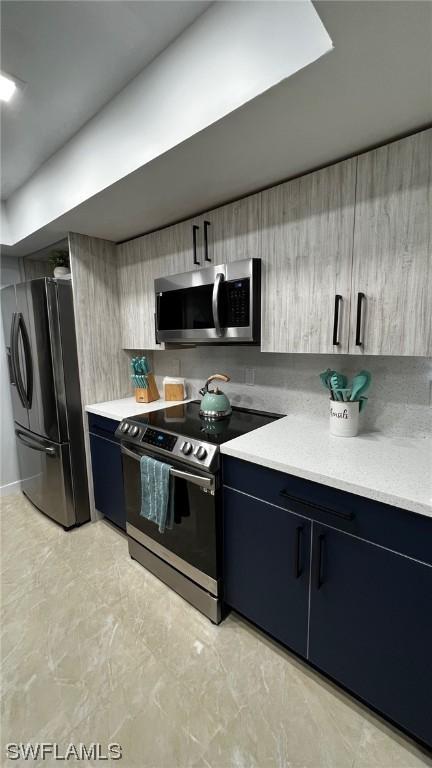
(116, 401, 282, 623)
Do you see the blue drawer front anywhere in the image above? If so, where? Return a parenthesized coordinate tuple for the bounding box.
(222, 456, 432, 566)
(89, 432, 126, 530)
(88, 413, 120, 439)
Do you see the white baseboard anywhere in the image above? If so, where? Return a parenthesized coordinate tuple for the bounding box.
(0, 478, 22, 497)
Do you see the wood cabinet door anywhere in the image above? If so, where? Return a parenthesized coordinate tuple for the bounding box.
(154, 218, 199, 275)
(223, 486, 311, 657)
(117, 232, 159, 350)
(201, 194, 261, 266)
(350, 129, 432, 355)
(261, 159, 356, 353)
(309, 523, 432, 747)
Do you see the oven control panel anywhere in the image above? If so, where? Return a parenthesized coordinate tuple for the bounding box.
(115, 420, 219, 470)
(142, 428, 177, 451)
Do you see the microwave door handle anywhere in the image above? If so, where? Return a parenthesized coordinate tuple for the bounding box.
(212, 273, 224, 337)
(120, 446, 214, 490)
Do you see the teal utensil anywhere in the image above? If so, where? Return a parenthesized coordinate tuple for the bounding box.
(330, 372, 348, 401)
(359, 396, 368, 412)
(334, 388, 352, 402)
(350, 370, 371, 401)
(319, 369, 337, 401)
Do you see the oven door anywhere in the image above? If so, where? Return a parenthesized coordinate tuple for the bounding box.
(155, 258, 260, 344)
(121, 444, 220, 595)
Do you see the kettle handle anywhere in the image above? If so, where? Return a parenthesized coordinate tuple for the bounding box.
(206, 373, 230, 386)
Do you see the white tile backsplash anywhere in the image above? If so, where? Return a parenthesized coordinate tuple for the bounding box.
(152, 348, 432, 438)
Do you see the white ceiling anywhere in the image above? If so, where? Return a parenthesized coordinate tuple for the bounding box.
(0, 0, 211, 198)
(2, 0, 432, 255)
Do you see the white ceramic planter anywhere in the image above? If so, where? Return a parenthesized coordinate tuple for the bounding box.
(329, 400, 360, 437)
(54, 266, 70, 278)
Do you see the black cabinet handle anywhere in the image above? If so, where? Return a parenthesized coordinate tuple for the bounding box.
(192, 225, 200, 266)
(332, 294, 342, 346)
(203, 220, 211, 262)
(355, 292, 365, 346)
(316, 533, 325, 589)
(279, 489, 354, 521)
(294, 525, 303, 578)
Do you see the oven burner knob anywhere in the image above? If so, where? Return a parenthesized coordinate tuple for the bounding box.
(181, 441, 193, 455)
(194, 446, 207, 461)
(120, 422, 130, 433)
(129, 425, 139, 437)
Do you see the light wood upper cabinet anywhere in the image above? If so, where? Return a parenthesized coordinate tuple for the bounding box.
(350, 130, 432, 356)
(200, 194, 261, 266)
(117, 129, 430, 355)
(117, 217, 201, 349)
(261, 159, 356, 353)
(117, 232, 159, 350)
(153, 218, 199, 275)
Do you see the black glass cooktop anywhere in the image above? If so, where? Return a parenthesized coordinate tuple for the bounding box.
(131, 401, 283, 445)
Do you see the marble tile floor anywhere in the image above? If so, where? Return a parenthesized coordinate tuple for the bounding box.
(1, 493, 431, 768)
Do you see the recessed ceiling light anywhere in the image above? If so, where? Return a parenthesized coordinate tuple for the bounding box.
(0, 72, 17, 102)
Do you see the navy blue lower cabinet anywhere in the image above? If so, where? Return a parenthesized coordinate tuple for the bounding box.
(88, 415, 126, 530)
(223, 486, 311, 657)
(308, 523, 432, 748)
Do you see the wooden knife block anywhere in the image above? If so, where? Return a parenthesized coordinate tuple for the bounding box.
(135, 374, 160, 404)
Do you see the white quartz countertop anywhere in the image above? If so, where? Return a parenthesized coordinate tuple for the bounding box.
(85, 396, 192, 421)
(221, 415, 432, 518)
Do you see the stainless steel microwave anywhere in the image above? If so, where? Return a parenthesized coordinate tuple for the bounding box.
(154, 258, 261, 345)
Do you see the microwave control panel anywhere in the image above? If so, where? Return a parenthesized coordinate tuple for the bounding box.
(222, 278, 250, 327)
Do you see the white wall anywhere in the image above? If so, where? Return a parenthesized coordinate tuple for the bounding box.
(4, 1, 331, 245)
(1, 203, 10, 245)
(0, 256, 23, 495)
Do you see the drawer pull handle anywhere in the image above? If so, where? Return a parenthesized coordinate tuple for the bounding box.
(294, 525, 303, 578)
(279, 490, 354, 521)
(316, 533, 325, 589)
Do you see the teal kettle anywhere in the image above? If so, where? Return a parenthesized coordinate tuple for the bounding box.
(199, 374, 232, 420)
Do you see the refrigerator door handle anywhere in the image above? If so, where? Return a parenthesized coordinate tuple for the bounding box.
(11, 313, 27, 409)
(17, 313, 34, 409)
(15, 429, 56, 456)
(8, 312, 17, 385)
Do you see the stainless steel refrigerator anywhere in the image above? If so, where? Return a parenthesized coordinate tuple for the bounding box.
(1, 277, 90, 528)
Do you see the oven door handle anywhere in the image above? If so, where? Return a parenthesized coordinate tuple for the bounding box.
(121, 446, 215, 490)
(170, 467, 214, 489)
